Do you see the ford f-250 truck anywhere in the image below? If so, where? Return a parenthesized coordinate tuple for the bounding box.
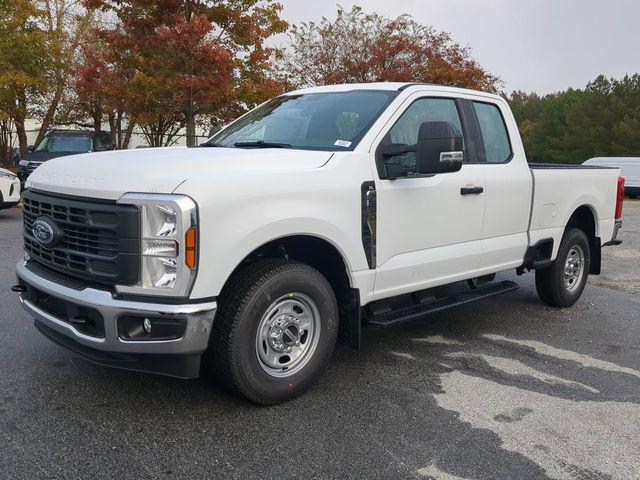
(14, 83, 624, 404)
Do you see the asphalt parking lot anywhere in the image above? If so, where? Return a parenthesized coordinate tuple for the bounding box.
(1, 201, 639, 480)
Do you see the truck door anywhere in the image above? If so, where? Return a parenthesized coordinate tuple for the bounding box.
(372, 95, 486, 300)
(468, 100, 532, 273)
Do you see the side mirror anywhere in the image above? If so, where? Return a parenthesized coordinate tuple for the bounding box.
(208, 125, 222, 138)
(415, 121, 463, 175)
(28, 145, 35, 153)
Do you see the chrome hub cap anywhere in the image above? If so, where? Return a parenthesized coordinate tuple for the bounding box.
(564, 245, 585, 292)
(267, 315, 301, 352)
(256, 293, 321, 377)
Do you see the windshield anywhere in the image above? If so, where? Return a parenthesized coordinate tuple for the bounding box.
(206, 90, 397, 151)
(36, 135, 93, 153)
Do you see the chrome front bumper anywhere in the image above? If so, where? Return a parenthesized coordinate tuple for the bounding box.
(16, 260, 217, 378)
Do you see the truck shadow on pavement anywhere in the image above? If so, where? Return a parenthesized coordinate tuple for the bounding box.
(338, 287, 640, 480)
(6, 284, 640, 480)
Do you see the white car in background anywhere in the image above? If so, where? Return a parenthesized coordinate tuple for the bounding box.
(0, 167, 20, 210)
(584, 157, 640, 198)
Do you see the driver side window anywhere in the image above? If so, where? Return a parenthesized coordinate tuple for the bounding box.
(384, 98, 465, 172)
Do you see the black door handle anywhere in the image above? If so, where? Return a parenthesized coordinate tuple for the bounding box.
(460, 186, 484, 195)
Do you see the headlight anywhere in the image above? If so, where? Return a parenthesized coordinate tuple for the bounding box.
(0, 171, 17, 180)
(115, 193, 198, 297)
(19, 160, 29, 167)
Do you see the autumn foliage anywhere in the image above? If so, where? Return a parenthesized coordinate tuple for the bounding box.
(1, 2, 503, 157)
(77, 0, 287, 146)
(280, 6, 501, 93)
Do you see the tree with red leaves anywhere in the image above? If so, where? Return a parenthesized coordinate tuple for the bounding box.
(281, 5, 501, 93)
(78, 0, 287, 147)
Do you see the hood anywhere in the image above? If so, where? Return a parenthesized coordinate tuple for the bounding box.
(0, 167, 17, 178)
(26, 146, 333, 200)
(26, 151, 83, 163)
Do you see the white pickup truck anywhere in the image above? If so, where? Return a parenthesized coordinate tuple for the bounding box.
(14, 83, 624, 404)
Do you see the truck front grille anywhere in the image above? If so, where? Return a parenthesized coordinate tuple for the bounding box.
(23, 190, 141, 286)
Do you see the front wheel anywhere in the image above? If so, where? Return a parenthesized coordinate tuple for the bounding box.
(535, 227, 590, 307)
(207, 259, 338, 405)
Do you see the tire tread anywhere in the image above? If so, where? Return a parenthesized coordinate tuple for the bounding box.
(208, 259, 337, 404)
(535, 227, 590, 308)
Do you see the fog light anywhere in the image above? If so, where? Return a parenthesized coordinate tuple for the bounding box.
(118, 316, 187, 341)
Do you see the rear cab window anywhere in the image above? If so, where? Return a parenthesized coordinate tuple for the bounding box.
(472, 102, 512, 163)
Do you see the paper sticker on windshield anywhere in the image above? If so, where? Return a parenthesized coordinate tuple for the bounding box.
(334, 140, 352, 148)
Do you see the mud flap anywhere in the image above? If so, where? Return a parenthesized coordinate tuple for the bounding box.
(338, 288, 361, 350)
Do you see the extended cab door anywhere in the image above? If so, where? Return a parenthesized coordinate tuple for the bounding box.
(467, 100, 532, 273)
(371, 94, 486, 300)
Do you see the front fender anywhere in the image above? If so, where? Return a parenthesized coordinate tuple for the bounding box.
(191, 216, 366, 299)
(173, 158, 373, 300)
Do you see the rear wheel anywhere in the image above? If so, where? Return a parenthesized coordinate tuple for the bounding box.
(535, 228, 590, 307)
(207, 259, 338, 405)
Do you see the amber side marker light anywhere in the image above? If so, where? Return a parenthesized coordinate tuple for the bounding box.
(185, 227, 197, 269)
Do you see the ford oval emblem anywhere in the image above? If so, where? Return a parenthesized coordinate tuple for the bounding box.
(32, 217, 58, 248)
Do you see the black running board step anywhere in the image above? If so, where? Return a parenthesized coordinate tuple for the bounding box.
(368, 280, 519, 327)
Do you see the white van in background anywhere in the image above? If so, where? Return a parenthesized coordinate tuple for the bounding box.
(584, 157, 640, 198)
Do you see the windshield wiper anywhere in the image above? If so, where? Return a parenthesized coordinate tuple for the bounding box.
(234, 141, 292, 149)
(200, 141, 222, 147)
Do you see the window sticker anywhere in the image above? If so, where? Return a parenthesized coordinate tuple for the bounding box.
(334, 140, 352, 148)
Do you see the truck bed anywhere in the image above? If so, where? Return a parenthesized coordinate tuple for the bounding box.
(529, 163, 619, 170)
(528, 163, 620, 258)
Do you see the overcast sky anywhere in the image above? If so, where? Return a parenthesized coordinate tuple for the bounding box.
(276, 0, 639, 94)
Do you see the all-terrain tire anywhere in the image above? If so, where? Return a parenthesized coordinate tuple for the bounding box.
(206, 259, 338, 405)
(535, 228, 590, 308)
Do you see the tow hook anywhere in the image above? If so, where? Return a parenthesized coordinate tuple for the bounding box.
(11, 285, 26, 293)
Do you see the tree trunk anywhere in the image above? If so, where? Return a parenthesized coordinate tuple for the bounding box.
(185, 113, 196, 147)
(34, 80, 64, 146)
(15, 120, 28, 159)
(14, 89, 29, 158)
(92, 105, 102, 132)
(117, 110, 123, 148)
(122, 121, 135, 149)
(0, 121, 8, 165)
(108, 111, 117, 144)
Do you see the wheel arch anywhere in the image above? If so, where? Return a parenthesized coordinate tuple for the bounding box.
(566, 204, 598, 240)
(223, 233, 353, 293)
(217, 234, 362, 349)
(566, 204, 601, 275)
